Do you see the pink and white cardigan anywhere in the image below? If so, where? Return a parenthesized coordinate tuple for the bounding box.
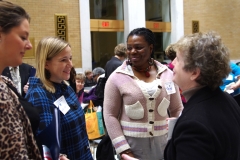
(103, 60, 183, 154)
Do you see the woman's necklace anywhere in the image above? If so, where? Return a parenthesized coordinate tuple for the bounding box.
(132, 65, 152, 78)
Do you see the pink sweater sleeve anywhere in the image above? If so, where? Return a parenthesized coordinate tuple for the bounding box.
(169, 83, 184, 117)
(103, 75, 131, 154)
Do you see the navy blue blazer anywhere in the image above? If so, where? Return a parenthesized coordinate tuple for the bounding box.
(164, 87, 240, 160)
(2, 63, 35, 97)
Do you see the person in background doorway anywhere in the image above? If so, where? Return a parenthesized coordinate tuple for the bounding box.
(0, 0, 41, 159)
(104, 27, 183, 160)
(2, 62, 36, 97)
(105, 43, 127, 79)
(164, 31, 240, 159)
(25, 37, 93, 160)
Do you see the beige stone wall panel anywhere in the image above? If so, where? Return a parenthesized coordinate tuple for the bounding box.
(184, 0, 240, 59)
(9, 0, 82, 67)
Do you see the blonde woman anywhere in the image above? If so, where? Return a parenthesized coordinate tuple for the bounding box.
(25, 37, 93, 160)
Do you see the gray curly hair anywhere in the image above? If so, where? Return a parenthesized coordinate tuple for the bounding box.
(93, 67, 105, 76)
(174, 31, 231, 90)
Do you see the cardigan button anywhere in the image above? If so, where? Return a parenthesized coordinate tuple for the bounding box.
(149, 109, 154, 112)
(158, 85, 162, 89)
(149, 121, 154, 124)
(71, 104, 78, 110)
(149, 132, 153, 136)
(149, 97, 154, 100)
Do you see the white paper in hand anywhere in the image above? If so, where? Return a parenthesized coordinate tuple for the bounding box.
(224, 82, 235, 94)
(42, 145, 52, 160)
(81, 103, 89, 109)
(167, 117, 178, 140)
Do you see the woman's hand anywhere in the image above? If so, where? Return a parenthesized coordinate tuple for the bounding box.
(120, 149, 135, 160)
(59, 154, 69, 160)
(23, 83, 29, 93)
(121, 154, 139, 160)
(166, 117, 177, 130)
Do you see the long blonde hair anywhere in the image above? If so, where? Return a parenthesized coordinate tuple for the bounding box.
(35, 37, 69, 93)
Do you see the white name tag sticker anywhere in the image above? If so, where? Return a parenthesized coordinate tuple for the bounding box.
(54, 95, 70, 115)
(165, 81, 176, 95)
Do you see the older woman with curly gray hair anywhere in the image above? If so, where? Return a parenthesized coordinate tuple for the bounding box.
(163, 31, 240, 160)
(121, 31, 240, 160)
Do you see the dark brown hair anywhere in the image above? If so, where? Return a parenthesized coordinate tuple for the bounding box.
(0, 0, 30, 33)
(165, 44, 176, 61)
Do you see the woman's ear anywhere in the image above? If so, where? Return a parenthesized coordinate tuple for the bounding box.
(45, 61, 49, 70)
(149, 44, 153, 54)
(190, 68, 200, 80)
(0, 28, 2, 42)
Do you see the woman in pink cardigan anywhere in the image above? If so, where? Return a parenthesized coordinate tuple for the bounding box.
(103, 28, 183, 160)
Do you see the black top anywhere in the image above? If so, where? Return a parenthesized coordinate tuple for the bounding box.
(84, 78, 96, 87)
(164, 87, 240, 160)
(105, 56, 123, 79)
(2, 63, 35, 97)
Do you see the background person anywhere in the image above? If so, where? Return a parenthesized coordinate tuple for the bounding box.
(84, 69, 96, 87)
(165, 44, 176, 70)
(164, 31, 240, 159)
(75, 73, 85, 103)
(0, 0, 41, 159)
(2, 62, 36, 97)
(83, 67, 105, 107)
(220, 62, 240, 105)
(105, 43, 127, 79)
(25, 37, 93, 160)
(103, 27, 183, 160)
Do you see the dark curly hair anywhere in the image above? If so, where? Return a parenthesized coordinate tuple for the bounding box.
(127, 27, 155, 58)
(174, 31, 231, 90)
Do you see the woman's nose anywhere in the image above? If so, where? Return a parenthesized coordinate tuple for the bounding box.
(68, 60, 73, 68)
(26, 40, 32, 50)
(128, 48, 137, 54)
(172, 57, 176, 65)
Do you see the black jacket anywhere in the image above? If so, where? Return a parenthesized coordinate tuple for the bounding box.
(105, 56, 122, 79)
(2, 63, 35, 97)
(164, 87, 240, 160)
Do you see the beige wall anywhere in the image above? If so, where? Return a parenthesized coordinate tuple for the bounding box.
(8, 0, 240, 68)
(9, 0, 82, 67)
(184, 0, 240, 59)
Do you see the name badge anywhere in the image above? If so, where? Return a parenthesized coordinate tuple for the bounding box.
(54, 96, 70, 115)
(165, 81, 176, 95)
